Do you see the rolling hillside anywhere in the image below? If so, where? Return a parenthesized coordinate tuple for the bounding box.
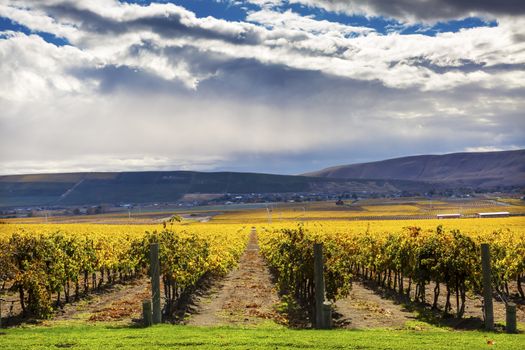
(0, 171, 433, 207)
(2, 150, 521, 208)
(305, 150, 525, 188)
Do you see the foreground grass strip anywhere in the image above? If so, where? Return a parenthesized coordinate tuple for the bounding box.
(0, 324, 524, 349)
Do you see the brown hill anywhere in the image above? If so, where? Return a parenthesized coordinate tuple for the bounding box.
(304, 150, 525, 188)
(0, 171, 434, 208)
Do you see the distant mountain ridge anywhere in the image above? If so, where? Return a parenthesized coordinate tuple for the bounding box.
(1, 150, 522, 208)
(304, 149, 525, 187)
(0, 171, 433, 208)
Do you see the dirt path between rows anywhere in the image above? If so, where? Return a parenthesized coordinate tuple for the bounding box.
(335, 282, 416, 329)
(47, 229, 281, 326)
(51, 277, 151, 323)
(187, 229, 281, 326)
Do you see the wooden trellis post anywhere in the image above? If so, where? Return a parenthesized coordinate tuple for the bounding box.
(506, 302, 517, 334)
(481, 243, 494, 331)
(314, 243, 332, 329)
(150, 243, 161, 324)
(142, 299, 152, 327)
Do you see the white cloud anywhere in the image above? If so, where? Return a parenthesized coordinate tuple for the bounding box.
(0, 0, 523, 174)
(2, 0, 524, 92)
(0, 31, 97, 101)
(464, 145, 523, 153)
(0, 3, 80, 40)
(247, 8, 374, 36)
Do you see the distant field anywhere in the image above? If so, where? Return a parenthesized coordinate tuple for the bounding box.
(211, 198, 525, 224)
(3, 197, 524, 225)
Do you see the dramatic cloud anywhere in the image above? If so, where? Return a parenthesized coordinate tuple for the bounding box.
(0, 0, 524, 174)
(286, 0, 525, 22)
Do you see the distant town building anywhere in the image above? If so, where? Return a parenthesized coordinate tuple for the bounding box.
(437, 213, 461, 219)
(476, 212, 510, 218)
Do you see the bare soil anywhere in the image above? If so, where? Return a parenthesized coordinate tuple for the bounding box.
(186, 230, 282, 326)
(334, 282, 416, 329)
(418, 280, 525, 328)
(0, 276, 152, 327)
(52, 278, 151, 323)
(335, 278, 525, 330)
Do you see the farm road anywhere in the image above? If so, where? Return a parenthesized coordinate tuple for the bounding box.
(187, 229, 281, 326)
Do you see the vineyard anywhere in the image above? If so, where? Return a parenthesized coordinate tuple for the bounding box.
(258, 218, 525, 322)
(0, 223, 249, 318)
(0, 204, 524, 349)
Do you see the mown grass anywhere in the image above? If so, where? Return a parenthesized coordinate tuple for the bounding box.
(0, 323, 523, 350)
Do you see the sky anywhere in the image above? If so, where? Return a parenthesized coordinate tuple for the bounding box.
(0, 0, 524, 175)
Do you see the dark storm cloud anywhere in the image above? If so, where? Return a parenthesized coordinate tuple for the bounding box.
(41, 4, 122, 35)
(42, 3, 262, 45)
(302, 0, 525, 21)
(392, 58, 525, 75)
(68, 64, 191, 94)
(149, 43, 235, 77)
(374, 0, 525, 19)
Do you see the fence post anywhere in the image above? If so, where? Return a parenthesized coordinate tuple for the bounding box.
(481, 243, 494, 331)
(321, 301, 333, 329)
(314, 243, 331, 329)
(150, 243, 161, 324)
(143, 299, 152, 327)
(506, 302, 517, 334)
(314, 243, 324, 328)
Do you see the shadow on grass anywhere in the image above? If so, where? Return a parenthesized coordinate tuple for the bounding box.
(0, 314, 43, 329)
(103, 322, 147, 330)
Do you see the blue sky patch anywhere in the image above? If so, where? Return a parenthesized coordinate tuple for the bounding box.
(1, 1, 498, 43)
(275, 2, 497, 36)
(122, 0, 258, 22)
(119, 1, 497, 36)
(399, 17, 497, 36)
(0, 16, 70, 46)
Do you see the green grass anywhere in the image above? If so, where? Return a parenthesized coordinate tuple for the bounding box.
(0, 323, 523, 350)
